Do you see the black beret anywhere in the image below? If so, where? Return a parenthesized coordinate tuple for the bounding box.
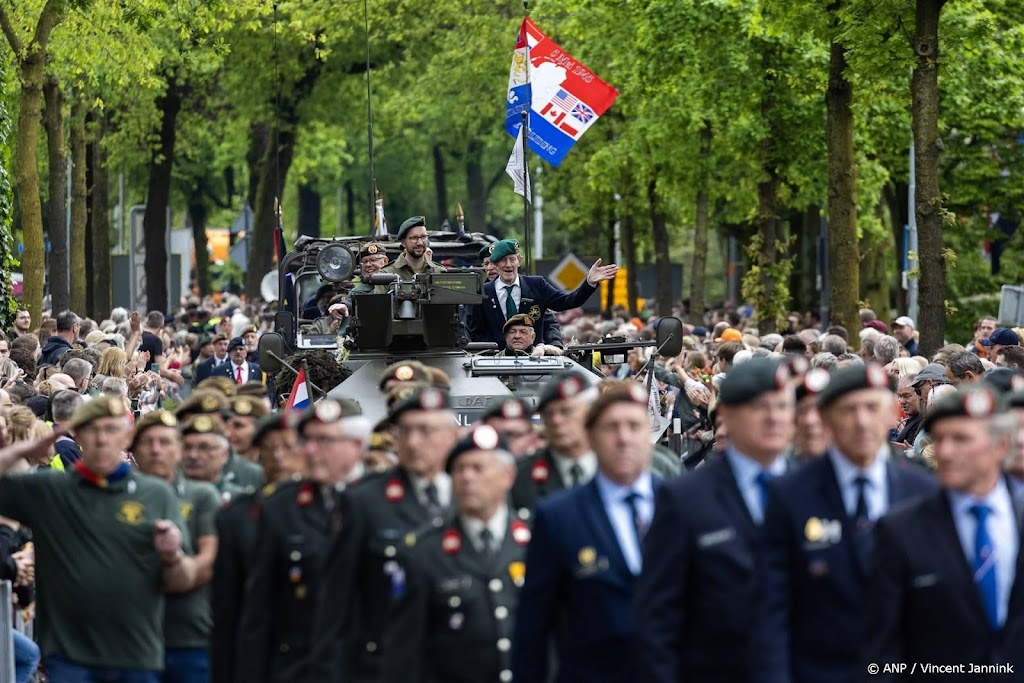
(480, 397, 532, 422)
(389, 387, 451, 421)
(816, 363, 893, 409)
(295, 398, 363, 432)
(397, 216, 426, 239)
(445, 424, 510, 473)
(479, 244, 492, 262)
(718, 359, 791, 406)
(227, 337, 246, 352)
(252, 412, 294, 447)
(921, 385, 1005, 432)
(536, 373, 593, 414)
(584, 382, 650, 429)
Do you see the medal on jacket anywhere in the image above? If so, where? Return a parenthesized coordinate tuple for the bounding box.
(508, 561, 526, 587)
(297, 482, 314, 507)
(511, 520, 531, 545)
(530, 460, 549, 483)
(385, 478, 405, 502)
(441, 529, 461, 555)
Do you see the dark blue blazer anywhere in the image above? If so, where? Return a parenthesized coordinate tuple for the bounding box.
(194, 354, 228, 384)
(211, 361, 262, 383)
(511, 476, 659, 683)
(862, 483, 1024, 682)
(756, 454, 936, 683)
(468, 275, 596, 350)
(634, 456, 769, 683)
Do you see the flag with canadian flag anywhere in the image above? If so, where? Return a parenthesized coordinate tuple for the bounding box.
(504, 17, 619, 167)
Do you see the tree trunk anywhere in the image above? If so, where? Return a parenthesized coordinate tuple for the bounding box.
(42, 75, 68, 313)
(690, 122, 712, 325)
(433, 143, 448, 226)
(143, 79, 184, 314)
(297, 183, 321, 238)
(912, 0, 946, 357)
(465, 139, 487, 233)
(753, 45, 785, 335)
(882, 180, 910, 312)
(606, 213, 616, 312)
(0, 59, 13, 331)
(69, 95, 87, 315)
(648, 179, 672, 316)
(826, 38, 859, 343)
(85, 113, 94, 316)
(246, 122, 268, 209)
(622, 212, 638, 317)
(91, 114, 111, 317)
(188, 196, 210, 296)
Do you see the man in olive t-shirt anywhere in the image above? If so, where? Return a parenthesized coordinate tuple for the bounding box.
(133, 410, 221, 682)
(0, 397, 196, 681)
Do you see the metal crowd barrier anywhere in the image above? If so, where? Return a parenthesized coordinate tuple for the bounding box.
(0, 580, 15, 683)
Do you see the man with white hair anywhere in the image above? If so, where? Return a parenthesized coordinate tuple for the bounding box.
(109, 307, 129, 325)
(382, 425, 526, 683)
(237, 399, 369, 682)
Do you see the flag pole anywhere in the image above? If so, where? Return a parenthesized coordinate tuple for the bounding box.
(521, 3, 533, 274)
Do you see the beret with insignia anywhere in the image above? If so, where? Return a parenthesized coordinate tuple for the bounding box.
(385, 383, 431, 412)
(718, 359, 791, 407)
(181, 414, 225, 437)
(537, 373, 593, 414)
(584, 381, 650, 430)
(445, 425, 510, 473)
(922, 385, 1005, 432)
(396, 216, 426, 239)
(358, 242, 388, 261)
(69, 396, 127, 431)
(176, 390, 228, 420)
(378, 360, 431, 391)
(195, 377, 236, 397)
(131, 410, 179, 448)
(817, 362, 894, 409)
(796, 367, 832, 402)
(503, 313, 536, 336)
(229, 396, 269, 419)
(294, 398, 363, 434)
(389, 387, 451, 421)
(481, 397, 532, 423)
(488, 239, 521, 264)
(479, 245, 493, 263)
(252, 412, 294, 447)
(241, 325, 258, 336)
(227, 337, 246, 352)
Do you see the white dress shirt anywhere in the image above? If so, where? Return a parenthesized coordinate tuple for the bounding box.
(461, 506, 509, 553)
(829, 447, 889, 520)
(230, 362, 249, 382)
(949, 480, 1018, 627)
(411, 473, 452, 509)
(497, 276, 522, 317)
(594, 471, 655, 575)
(552, 451, 597, 487)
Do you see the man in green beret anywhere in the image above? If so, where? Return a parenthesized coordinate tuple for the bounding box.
(468, 238, 618, 351)
(376, 217, 445, 289)
(479, 244, 499, 282)
(0, 397, 196, 679)
(133, 409, 221, 681)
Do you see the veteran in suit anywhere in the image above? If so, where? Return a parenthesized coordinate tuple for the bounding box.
(862, 385, 1024, 682)
(467, 239, 617, 351)
(756, 363, 937, 683)
(511, 382, 657, 683)
(382, 425, 529, 683)
(635, 359, 796, 682)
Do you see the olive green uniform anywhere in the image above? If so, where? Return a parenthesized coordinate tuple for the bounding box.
(165, 475, 221, 650)
(220, 452, 265, 496)
(0, 468, 185, 670)
(373, 253, 446, 293)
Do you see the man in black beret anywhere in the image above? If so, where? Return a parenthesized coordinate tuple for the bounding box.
(480, 397, 537, 458)
(757, 363, 936, 683)
(377, 217, 445, 285)
(310, 386, 459, 681)
(382, 425, 526, 683)
(636, 359, 796, 681)
(863, 385, 1024, 676)
(510, 373, 598, 512)
(467, 238, 618, 351)
(237, 400, 371, 682)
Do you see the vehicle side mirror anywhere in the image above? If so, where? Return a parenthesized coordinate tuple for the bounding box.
(656, 316, 684, 357)
(258, 332, 285, 374)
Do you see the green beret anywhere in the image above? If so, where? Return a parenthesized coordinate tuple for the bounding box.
(295, 398, 363, 433)
(358, 242, 388, 261)
(389, 387, 451, 421)
(488, 239, 520, 264)
(479, 245, 493, 262)
(795, 367, 832, 402)
(180, 414, 225, 437)
(817, 363, 893, 409)
(227, 395, 269, 419)
(921, 385, 1005, 433)
(397, 216, 426, 239)
(69, 396, 127, 430)
(378, 360, 431, 391)
(131, 410, 178, 447)
(445, 425, 510, 473)
(718, 359, 791, 406)
(503, 313, 536, 335)
(584, 382, 650, 429)
(252, 412, 294, 447)
(480, 397, 532, 422)
(536, 373, 593, 414)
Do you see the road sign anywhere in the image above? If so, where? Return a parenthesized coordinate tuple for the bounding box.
(548, 252, 588, 291)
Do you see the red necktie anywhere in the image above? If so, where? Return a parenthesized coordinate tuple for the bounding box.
(235, 365, 243, 384)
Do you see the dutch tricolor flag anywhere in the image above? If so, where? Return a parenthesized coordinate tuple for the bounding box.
(287, 367, 311, 410)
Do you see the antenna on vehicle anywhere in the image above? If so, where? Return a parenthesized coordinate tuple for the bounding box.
(363, 0, 377, 237)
